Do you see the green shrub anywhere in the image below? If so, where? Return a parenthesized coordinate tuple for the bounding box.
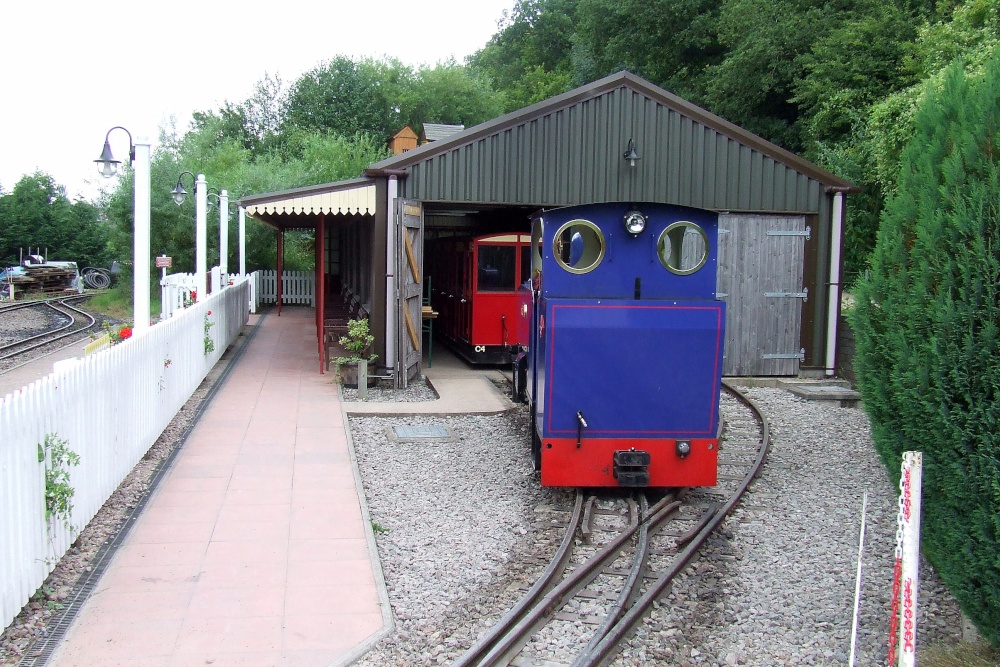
(850, 51, 1000, 645)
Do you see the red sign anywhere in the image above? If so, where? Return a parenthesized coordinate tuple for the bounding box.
(155, 256, 172, 268)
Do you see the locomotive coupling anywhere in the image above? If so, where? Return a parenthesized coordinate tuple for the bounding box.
(613, 449, 651, 487)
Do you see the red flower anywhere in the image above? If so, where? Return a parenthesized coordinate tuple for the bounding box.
(207, 310, 212, 315)
(118, 326, 132, 340)
(191, 290, 197, 300)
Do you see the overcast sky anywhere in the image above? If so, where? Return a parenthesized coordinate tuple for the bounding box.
(0, 0, 514, 202)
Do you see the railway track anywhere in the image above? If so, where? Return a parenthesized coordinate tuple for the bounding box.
(0, 296, 97, 366)
(451, 382, 770, 667)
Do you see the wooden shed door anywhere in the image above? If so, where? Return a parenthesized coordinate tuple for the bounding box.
(395, 199, 424, 388)
(717, 214, 808, 376)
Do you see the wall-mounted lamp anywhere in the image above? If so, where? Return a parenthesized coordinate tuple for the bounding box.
(623, 138, 640, 168)
(94, 126, 136, 178)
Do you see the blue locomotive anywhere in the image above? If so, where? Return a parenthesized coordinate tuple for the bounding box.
(514, 202, 725, 488)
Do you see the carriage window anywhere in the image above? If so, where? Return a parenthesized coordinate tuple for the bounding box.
(478, 245, 516, 292)
(657, 222, 709, 275)
(520, 244, 531, 285)
(553, 219, 605, 274)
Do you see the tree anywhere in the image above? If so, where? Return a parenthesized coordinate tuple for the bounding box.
(282, 56, 411, 142)
(468, 0, 577, 110)
(0, 173, 109, 269)
(794, 1, 921, 146)
(850, 52, 1000, 643)
(704, 0, 834, 152)
(572, 0, 724, 102)
(397, 62, 506, 135)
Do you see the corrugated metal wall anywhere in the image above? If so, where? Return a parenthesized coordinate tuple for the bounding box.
(403, 89, 823, 217)
(391, 78, 844, 374)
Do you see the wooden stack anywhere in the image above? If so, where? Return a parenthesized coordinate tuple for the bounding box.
(5, 265, 77, 297)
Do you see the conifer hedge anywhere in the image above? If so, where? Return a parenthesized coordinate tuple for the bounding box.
(850, 53, 1000, 644)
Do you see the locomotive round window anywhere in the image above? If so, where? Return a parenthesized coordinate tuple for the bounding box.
(553, 219, 605, 274)
(657, 222, 709, 275)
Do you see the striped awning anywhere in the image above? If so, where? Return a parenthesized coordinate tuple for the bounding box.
(238, 178, 377, 229)
(244, 184, 375, 217)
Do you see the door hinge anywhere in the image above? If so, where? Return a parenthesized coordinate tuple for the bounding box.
(764, 287, 808, 301)
(762, 348, 805, 361)
(767, 226, 811, 240)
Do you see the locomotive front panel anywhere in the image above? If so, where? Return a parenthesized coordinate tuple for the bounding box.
(538, 298, 724, 487)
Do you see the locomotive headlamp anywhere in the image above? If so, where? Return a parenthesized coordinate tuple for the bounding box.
(676, 440, 691, 458)
(623, 209, 647, 236)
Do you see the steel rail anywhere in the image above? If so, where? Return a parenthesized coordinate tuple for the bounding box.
(572, 381, 772, 667)
(580, 493, 654, 658)
(0, 297, 97, 361)
(456, 495, 682, 667)
(451, 491, 585, 667)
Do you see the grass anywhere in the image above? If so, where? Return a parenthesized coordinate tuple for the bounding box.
(923, 641, 1000, 667)
(85, 286, 132, 320)
(85, 285, 161, 323)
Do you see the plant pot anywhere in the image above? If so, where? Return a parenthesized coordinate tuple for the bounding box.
(338, 361, 377, 388)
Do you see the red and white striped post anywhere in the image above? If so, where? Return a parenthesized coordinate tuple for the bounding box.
(888, 451, 923, 667)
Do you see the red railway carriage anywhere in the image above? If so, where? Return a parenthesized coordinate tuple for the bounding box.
(427, 233, 531, 364)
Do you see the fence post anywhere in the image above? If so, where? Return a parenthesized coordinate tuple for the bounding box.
(888, 451, 923, 667)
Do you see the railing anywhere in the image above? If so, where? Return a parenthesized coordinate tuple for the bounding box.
(0, 278, 250, 629)
(256, 270, 314, 306)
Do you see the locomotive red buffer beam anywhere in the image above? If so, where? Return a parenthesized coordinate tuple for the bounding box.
(540, 437, 718, 487)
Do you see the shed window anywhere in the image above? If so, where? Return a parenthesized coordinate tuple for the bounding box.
(478, 245, 516, 292)
(657, 221, 709, 275)
(553, 220, 605, 274)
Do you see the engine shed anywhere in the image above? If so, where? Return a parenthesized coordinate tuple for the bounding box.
(238, 70, 856, 386)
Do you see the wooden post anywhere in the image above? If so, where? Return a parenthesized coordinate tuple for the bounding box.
(357, 360, 367, 399)
(277, 230, 284, 316)
(317, 214, 326, 373)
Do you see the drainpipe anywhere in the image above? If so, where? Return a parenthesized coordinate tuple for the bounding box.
(825, 191, 845, 376)
(385, 176, 398, 375)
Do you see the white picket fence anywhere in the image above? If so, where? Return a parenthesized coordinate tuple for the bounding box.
(164, 270, 305, 318)
(160, 268, 243, 320)
(256, 270, 314, 306)
(159, 272, 197, 320)
(0, 278, 250, 629)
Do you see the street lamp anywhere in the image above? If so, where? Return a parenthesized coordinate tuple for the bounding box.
(95, 127, 151, 334)
(171, 171, 199, 275)
(170, 171, 208, 301)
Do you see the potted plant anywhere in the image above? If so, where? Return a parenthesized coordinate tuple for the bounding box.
(335, 318, 378, 388)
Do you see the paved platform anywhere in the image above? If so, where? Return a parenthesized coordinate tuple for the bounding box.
(342, 344, 515, 416)
(48, 308, 391, 667)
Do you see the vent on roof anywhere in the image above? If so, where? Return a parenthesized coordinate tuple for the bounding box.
(420, 123, 464, 145)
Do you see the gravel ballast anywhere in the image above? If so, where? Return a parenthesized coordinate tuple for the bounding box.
(349, 386, 964, 667)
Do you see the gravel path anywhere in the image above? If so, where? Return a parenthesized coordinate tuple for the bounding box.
(349, 386, 965, 667)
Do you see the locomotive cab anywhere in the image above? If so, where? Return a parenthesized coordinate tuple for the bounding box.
(520, 202, 726, 488)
